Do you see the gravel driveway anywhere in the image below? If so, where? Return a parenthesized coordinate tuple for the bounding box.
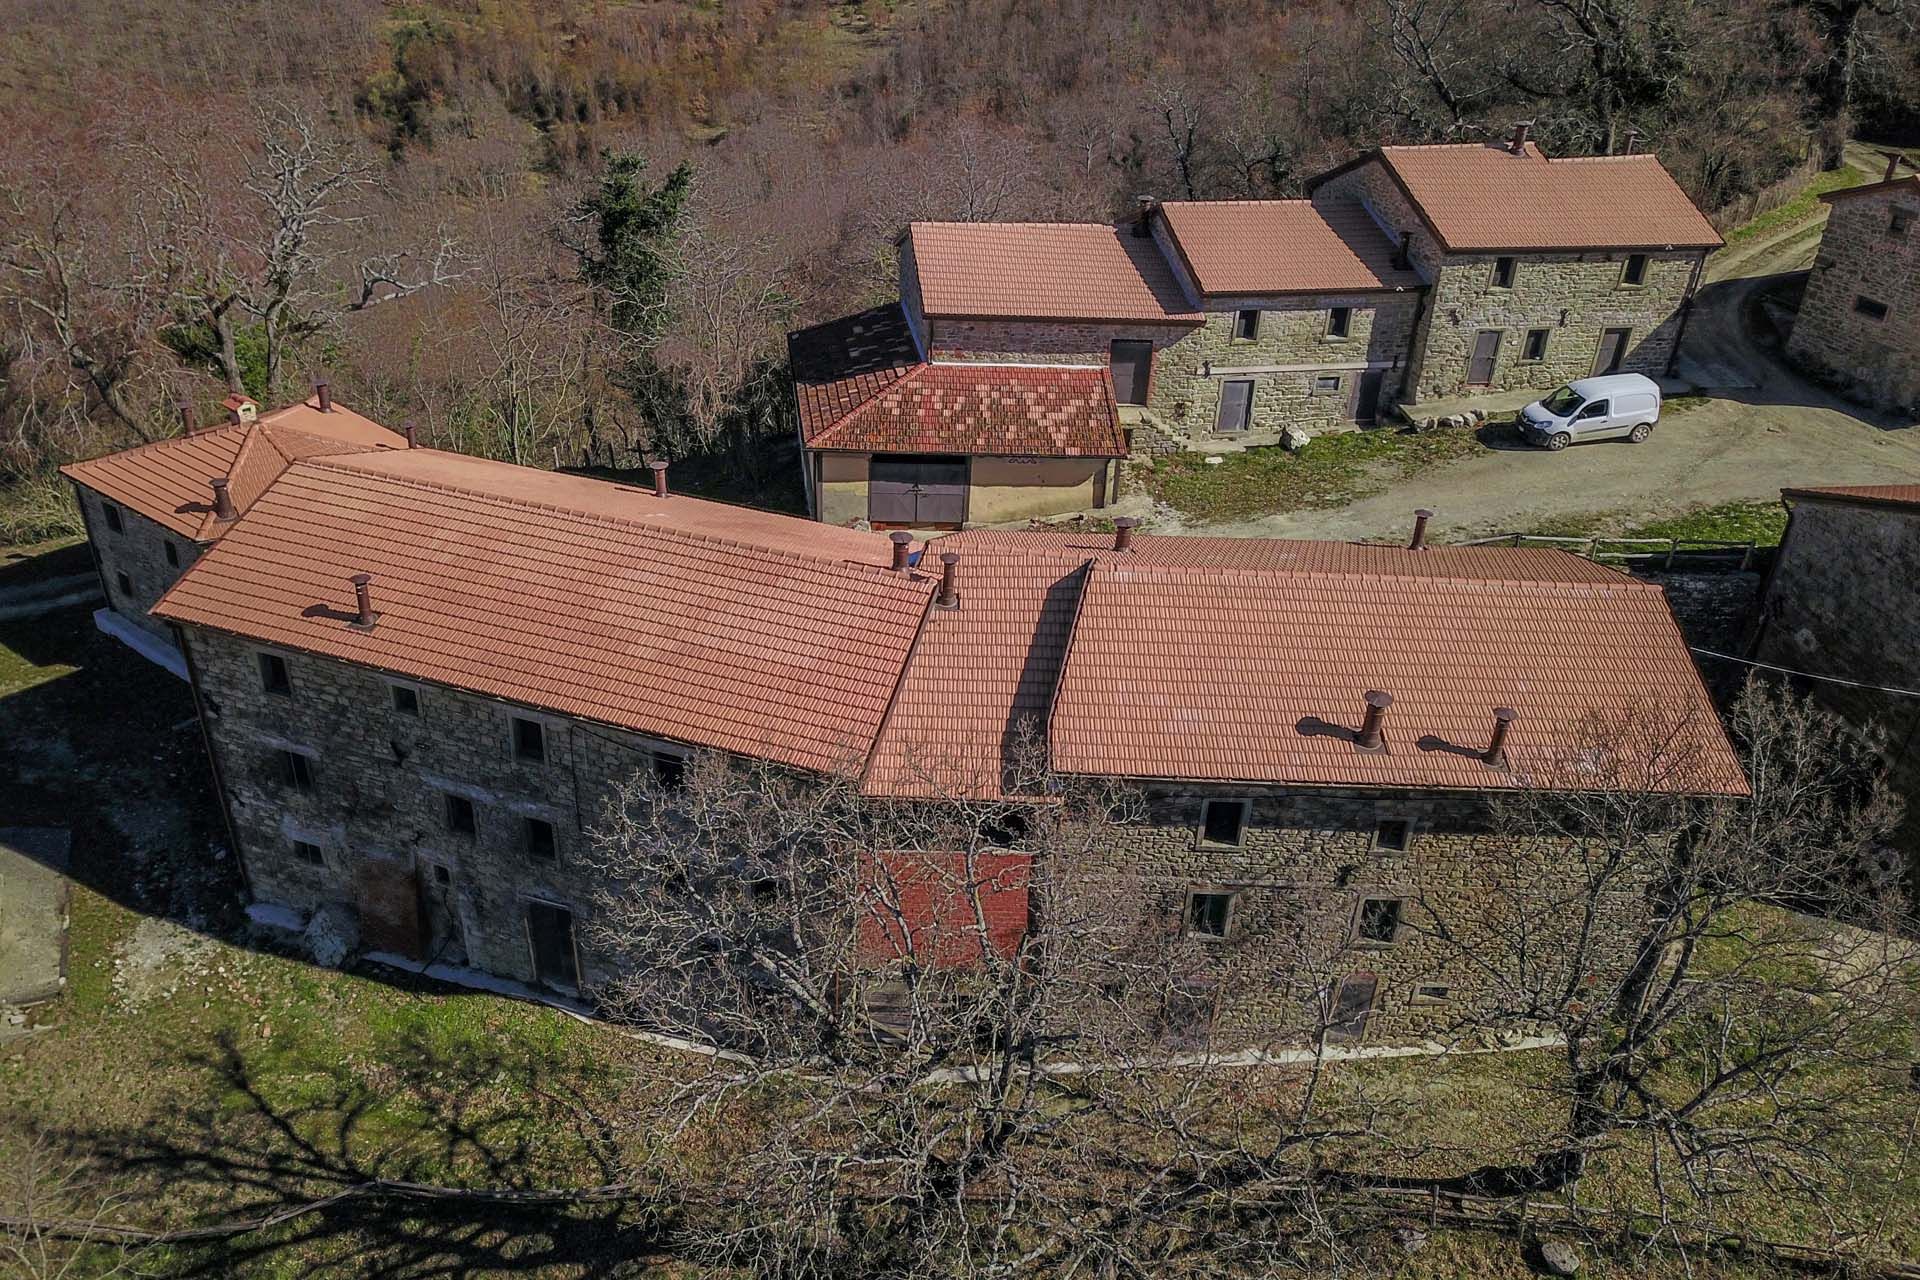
(1175, 148, 1920, 544)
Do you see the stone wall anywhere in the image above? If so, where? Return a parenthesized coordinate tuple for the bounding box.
(927, 318, 1188, 366)
(1062, 784, 1652, 1047)
(181, 625, 681, 992)
(1311, 157, 1703, 401)
(72, 481, 202, 639)
(1786, 187, 1920, 411)
(1416, 250, 1699, 400)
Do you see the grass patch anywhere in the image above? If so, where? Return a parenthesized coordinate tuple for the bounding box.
(1723, 163, 1867, 247)
(1146, 428, 1486, 523)
(1626, 499, 1787, 545)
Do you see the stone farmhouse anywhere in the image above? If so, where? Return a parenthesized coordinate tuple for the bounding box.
(791, 127, 1721, 528)
(64, 395, 1747, 1048)
(1786, 155, 1920, 412)
(1751, 483, 1920, 865)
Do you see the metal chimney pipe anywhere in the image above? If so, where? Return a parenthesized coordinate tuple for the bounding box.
(175, 401, 194, 434)
(1510, 121, 1531, 155)
(210, 477, 237, 522)
(349, 573, 377, 629)
(1623, 127, 1641, 155)
(401, 421, 417, 449)
(648, 460, 669, 499)
(1408, 508, 1434, 551)
(314, 381, 332, 413)
(1132, 195, 1155, 238)
(1357, 690, 1393, 751)
(1113, 516, 1141, 553)
(1484, 706, 1517, 767)
(890, 530, 913, 572)
(1885, 151, 1905, 182)
(936, 552, 960, 609)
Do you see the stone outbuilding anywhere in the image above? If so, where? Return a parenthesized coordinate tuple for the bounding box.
(1786, 157, 1920, 413)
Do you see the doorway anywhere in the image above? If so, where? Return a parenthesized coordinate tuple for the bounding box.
(1467, 330, 1502, 385)
(1352, 368, 1386, 424)
(526, 900, 580, 990)
(868, 455, 969, 528)
(1109, 340, 1153, 405)
(1592, 327, 1632, 375)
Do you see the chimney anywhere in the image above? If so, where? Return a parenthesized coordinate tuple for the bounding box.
(349, 573, 378, 630)
(1408, 508, 1434, 551)
(402, 421, 417, 449)
(890, 530, 913, 572)
(1113, 516, 1141, 553)
(1623, 127, 1641, 155)
(210, 477, 237, 522)
(175, 401, 195, 434)
(314, 381, 332, 413)
(1885, 151, 1906, 182)
(1483, 706, 1517, 767)
(1357, 690, 1393, 751)
(936, 551, 960, 609)
(1509, 120, 1531, 155)
(1133, 195, 1155, 238)
(648, 460, 669, 499)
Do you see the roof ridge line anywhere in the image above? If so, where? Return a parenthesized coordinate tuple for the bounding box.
(294, 456, 925, 583)
(805, 361, 934, 449)
(1087, 553, 1659, 591)
(60, 422, 246, 472)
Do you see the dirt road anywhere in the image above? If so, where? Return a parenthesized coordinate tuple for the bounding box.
(1180, 148, 1920, 543)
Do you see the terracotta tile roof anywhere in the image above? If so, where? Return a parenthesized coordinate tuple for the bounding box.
(1313, 143, 1722, 252)
(60, 396, 408, 539)
(788, 304, 921, 440)
(906, 222, 1202, 323)
(1783, 483, 1920, 510)
(1819, 174, 1920, 205)
(807, 364, 1125, 457)
(1048, 558, 1746, 794)
(864, 549, 1088, 799)
(1157, 199, 1424, 295)
(151, 455, 935, 773)
(317, 448, 902, 567)
(872, 530, 1745, 796)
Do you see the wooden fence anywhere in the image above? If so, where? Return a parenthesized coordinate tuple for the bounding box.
(1460, 532, 1763, 572)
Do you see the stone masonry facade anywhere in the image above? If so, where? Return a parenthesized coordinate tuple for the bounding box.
(181, 621, 1652, 1045)
(72, 481, 203, 640)
(1787, 184, 1920, 412)
(1310, 160, 1705, 401)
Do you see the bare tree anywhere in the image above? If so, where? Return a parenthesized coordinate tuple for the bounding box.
(1423, 679, 1915, 1228)
(1374, 0, 1495, 134)
(0, 1131, 140, 1280)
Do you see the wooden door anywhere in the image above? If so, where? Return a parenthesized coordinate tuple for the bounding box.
(869, 456, 968, 528)
(1352, 368, 1386, 424)
(1467, 330, 1501, 385)
(1110, 340, 1153, 405)
(526, 900, 580, 990)
(353, 853, 423, 960)
(1214, 379, 1253, 432)
(1325, 971, 1378, 1043)
(1593, 327, 1631, 375)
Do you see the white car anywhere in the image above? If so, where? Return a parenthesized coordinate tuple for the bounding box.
(1519, 373, 1662, 450)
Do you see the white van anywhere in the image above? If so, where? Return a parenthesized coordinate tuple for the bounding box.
(1519, 373, 1662, 450)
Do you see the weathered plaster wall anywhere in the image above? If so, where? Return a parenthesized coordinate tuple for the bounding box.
(816, 451, 873, 526)
(967, 457, 1107, 523)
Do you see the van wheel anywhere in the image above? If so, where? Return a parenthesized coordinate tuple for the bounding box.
(1548, 432, 1572, 451)
(1628, 422, 1652, 443)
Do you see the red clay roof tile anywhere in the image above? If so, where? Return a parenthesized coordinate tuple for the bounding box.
(788, 304, 923, 441)
(1783, 483, 1920, 510)
(1157, 199, 1424, 295)
(151, 455, 934, 772)
(808, 364, 1124, 457)
(907, 222, 1202, 323)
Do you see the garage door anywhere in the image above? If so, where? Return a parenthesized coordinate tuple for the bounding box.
(869, 456, 968, 528)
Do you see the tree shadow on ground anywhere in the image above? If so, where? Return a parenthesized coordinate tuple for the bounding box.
(70, 1028, 676, 1277)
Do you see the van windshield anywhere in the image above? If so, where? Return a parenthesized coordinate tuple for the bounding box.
(1540, 385, 1584, 416)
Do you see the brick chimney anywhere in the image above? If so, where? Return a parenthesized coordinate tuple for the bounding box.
(1408, 508, 1434, 551)
(1483, 707, 1517, 767)
(210, 477, 237, 522)
(348, 573, 378, 630)
(936, 552, 960, 609)
(1357, 690, 1393, 751)
(1509, 121, 1532, 155)
(314, 380, 332, 413)
(648, 460, 669, 499)
(890, 530, 913, 572)
(1113, 516, 1141, 553)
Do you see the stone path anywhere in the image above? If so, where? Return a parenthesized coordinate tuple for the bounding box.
(0, 827, 71, 1011)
